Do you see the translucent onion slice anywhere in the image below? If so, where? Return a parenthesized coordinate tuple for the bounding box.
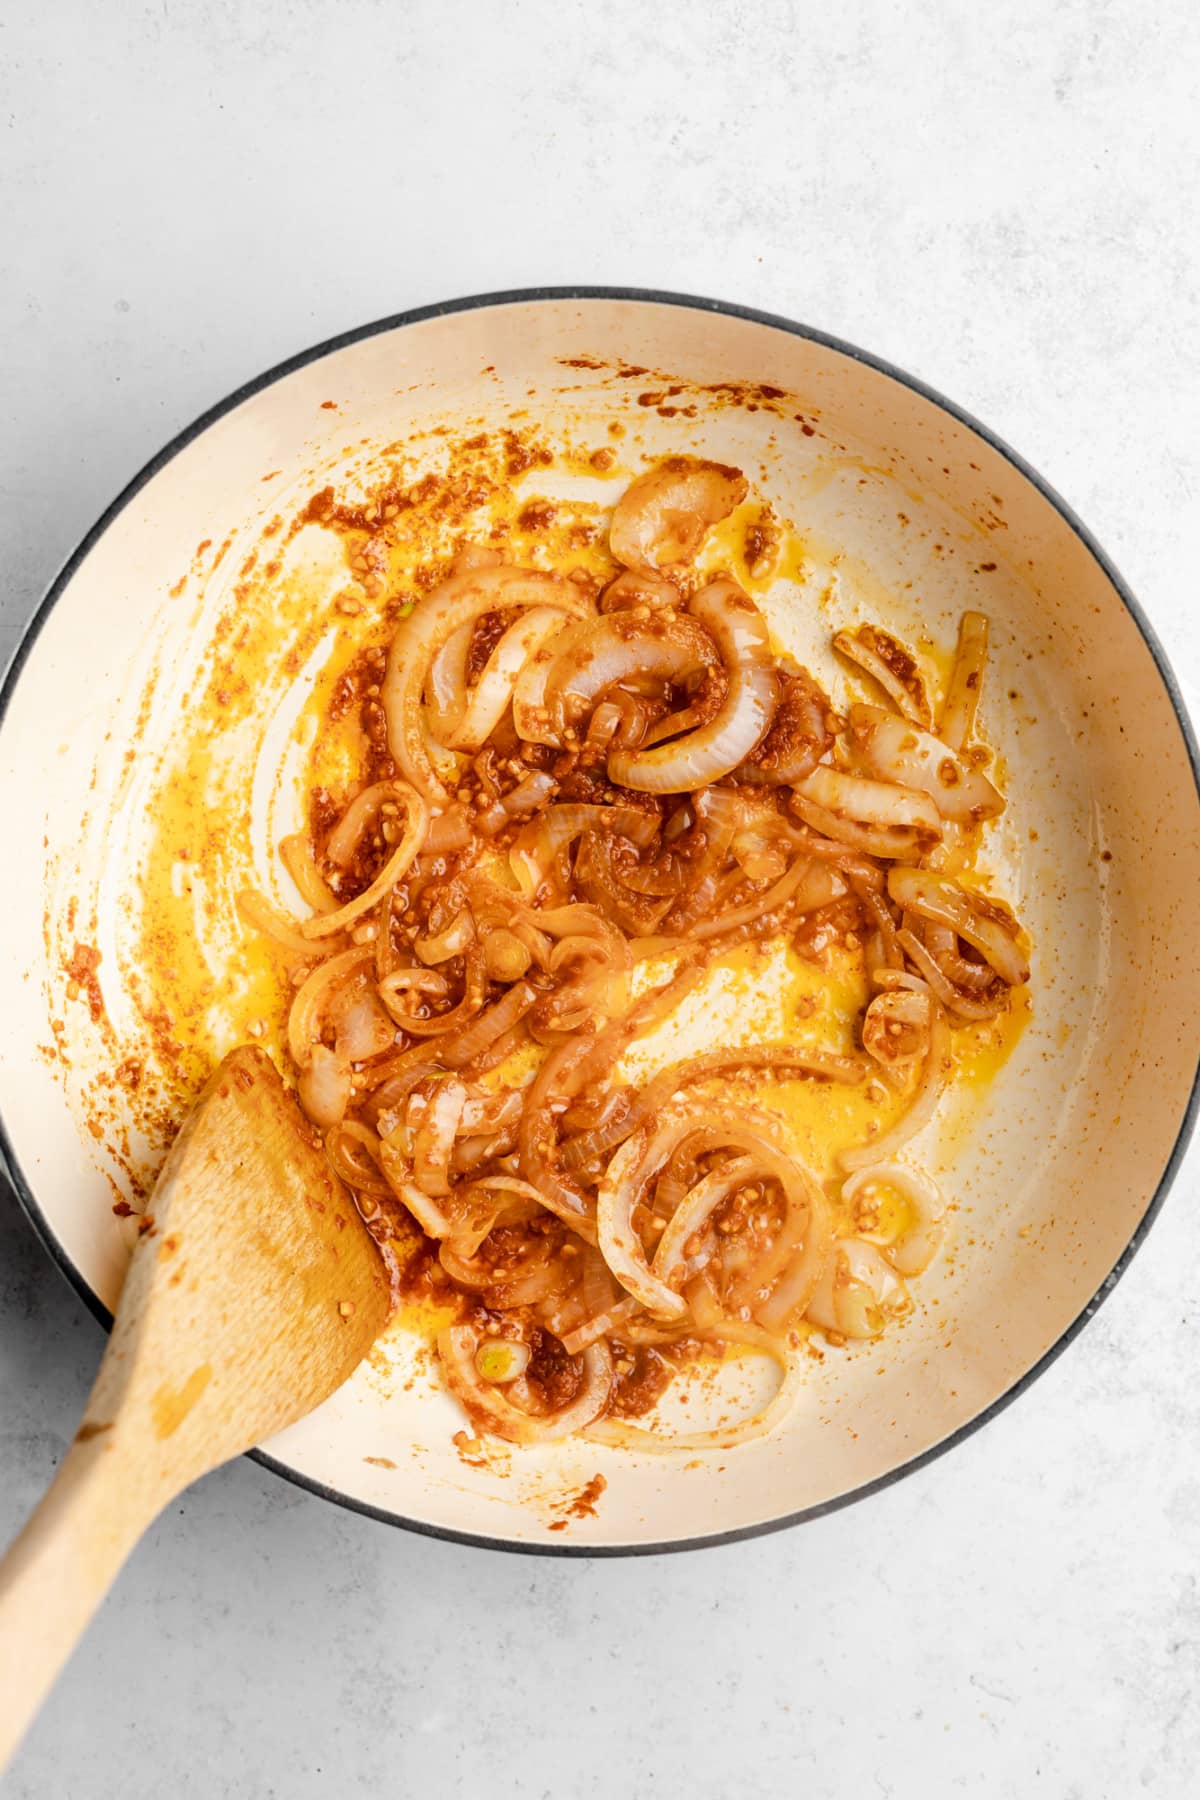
(842, 1161, 946, 1277)
(846, 704, 1003, 824)
(833, 624, 932, 727)
(598, 1102, 814, 1320)
(609, 457, 748, 575)
(237, 888, 325, 958)
(895, 927, 1008, 1021)
(543, 611, 718, 736)
(736, 667, 833, 785)
(300, 783, 429, 940)
(377, 1135, 454, 1236)
(409, 1078, 468, 1195)
(585, 1343, 802, 1454)
(805, 1238, 910, 1339)
(510, 803, 658, 891)
(861, 987, 932, 1071)
(939, 611, 990, 751)
(841, 1002, 951, 1172)
(414, 908, 476, 965)
(443, 606, 566, 751)
(439, 1325, 613, 1445)
(512, 618, 591, 745)
(376, 967, 451, 1030)
(382, 564, 592, 799)
(297, 1044, 351, 1128)
(288, 944, 374, 1066)
(651, 1156, 756, 1288)
(887, 866, 1029, 987)
(600, 568, 681, 611)
(324, 1120, 390, 1195)
(795, 763, 943, 838)
(325, 782, 405, 870)
(425, 620, 474, 743)
(608, 578, 778, 792)
(436, 979, 537, 1070)
(279, 834, 340, 912)
(790, 790, 937, 861)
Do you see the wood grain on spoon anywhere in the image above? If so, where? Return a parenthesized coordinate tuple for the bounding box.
(0, 1045, 390, 1772)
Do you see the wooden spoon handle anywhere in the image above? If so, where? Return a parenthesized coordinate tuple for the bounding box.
(0, 1437, 167, 1771)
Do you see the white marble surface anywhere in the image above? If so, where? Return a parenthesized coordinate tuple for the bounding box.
(2, 2, 1199, 1794)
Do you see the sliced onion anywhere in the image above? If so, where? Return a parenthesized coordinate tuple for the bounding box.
(685, 854, 845, 944)
(414, 907, 476, 965)
(608, 578, 778, 792)
(598, 1102, 808, 1319)
(651, 1157, 756, 1288)
(377, 967, 451, 1030)
(842, 1161, 946, 1277)
(326, 782, 403, 870)
(382, 563, 592, 799)
(439, 1325, 613, 1444)
(409, 1077, 468, 1194)
(609, 457, 748, 574)
(560, 1296, 639, 1356)
(790, 792, 937, 861)
(331, 986, 396, 1061)
(288, 945, 374, 1066)
(237, 888, 325, 957)
(895, 927, 1008, 1021)
(805, 1237, 910, 1339)
(841, 1001, 951, 1171)
(512, 618, 591, 745)
(573, 834, 676, 938)
(544, 611, 718, 735)
(737, 667, 833, 785)
(940, 611, 990, 750)
(847, 705, 1003, 824)
(795, 763, 942, 838)
(425, 619, 474, 743)
(887, 866, 1029, 987)
(279, 834, 340, 912)
(442, 607, 566, 751)
(324, 1119, 390, 1194)
(383, 1167, 454, 1238)
(600, 569, 683, 610)
(510, 803, 658, 891)
(424, 805, 473, 855)
(585, 1343, 802, 1454)
(501, 771, 557, 817)
(437, 979, 537, 1069)
(297, 1044, 351, 1128)
(833, 624, 932, 727)
(301, 784, 429, 940)
(861, 987, 932, 1070)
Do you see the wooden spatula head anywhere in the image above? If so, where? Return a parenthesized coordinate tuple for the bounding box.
(82, 1043, 392, 1489)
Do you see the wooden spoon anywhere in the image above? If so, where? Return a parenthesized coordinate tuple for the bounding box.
(0, 1045, 391, 1771)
